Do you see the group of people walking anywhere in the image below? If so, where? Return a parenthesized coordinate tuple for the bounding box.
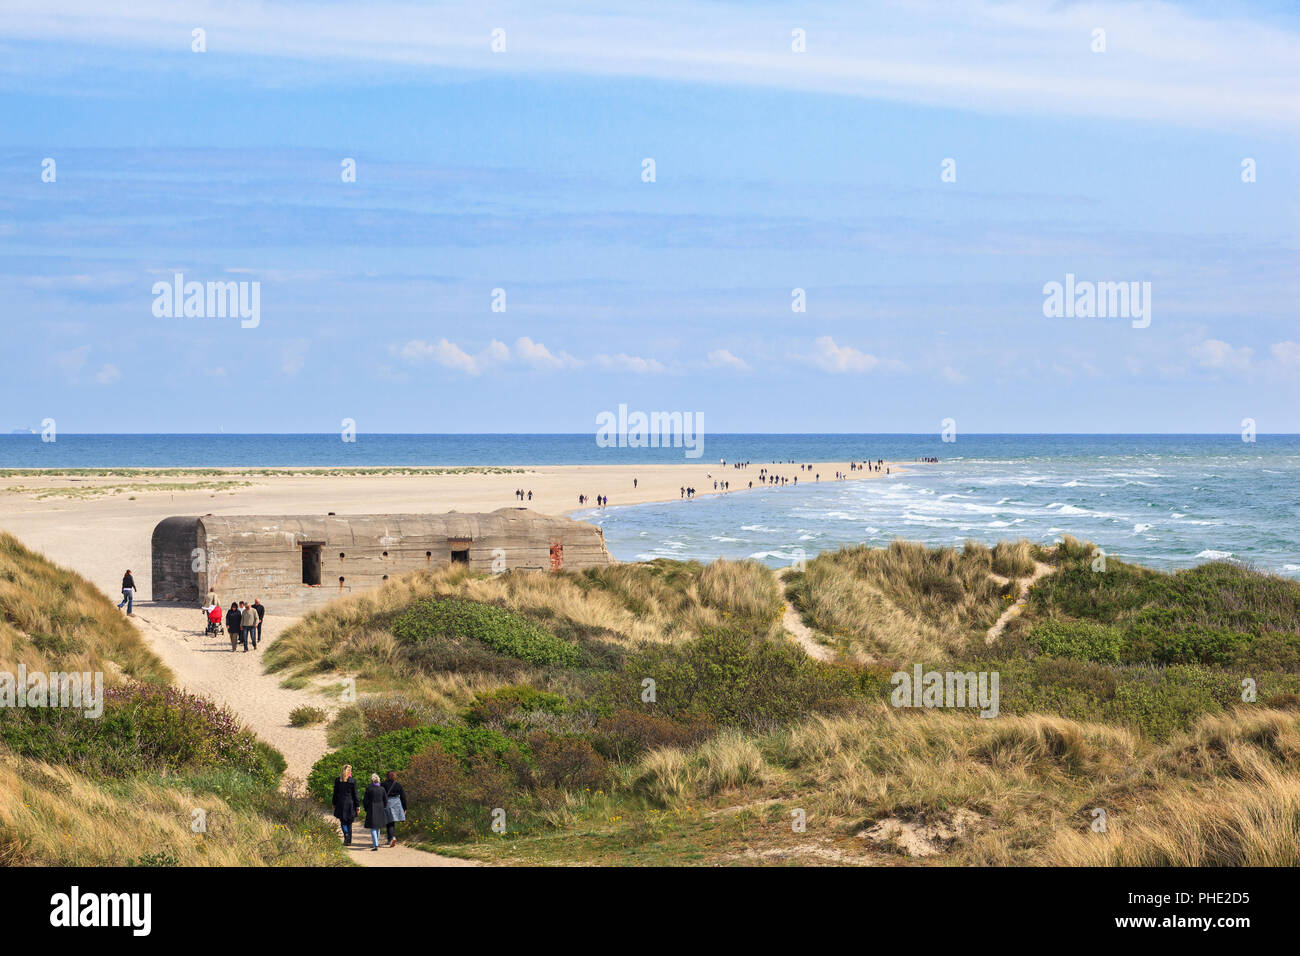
(578, 494, 608, 507)
(210, 596, 265, 651)
(332, 765, 408, 850)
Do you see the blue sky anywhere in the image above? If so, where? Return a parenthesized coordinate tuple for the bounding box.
(1, 1, 1298, 433)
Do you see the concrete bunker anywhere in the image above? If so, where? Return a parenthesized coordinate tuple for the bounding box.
(151, 508, 614, 610)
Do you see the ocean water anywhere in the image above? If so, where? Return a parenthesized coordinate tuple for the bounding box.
(2, 433, 1296, 577)
(578, 435, 1300, 578)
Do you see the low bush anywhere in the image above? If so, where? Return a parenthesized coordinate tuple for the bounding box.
(289, 706, 328, 727)
(464, 685, 569, 728)
(0, 682, 277, 783)
(591, 708, 717, 762)
(307, 723, 527, 803)
(1029, 619, 1126, 663)
(598, 626, 881, 731)
(392, 598, 580, 668)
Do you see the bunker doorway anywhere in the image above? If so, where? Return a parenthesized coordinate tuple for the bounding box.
(302, 544, 323, 585)
(448, 537, 471, 564)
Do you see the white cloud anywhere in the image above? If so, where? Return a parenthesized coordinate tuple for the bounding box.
(808, 336, 900, 374)
(1269, 341, 1300, 366)
(515, 336, 581, 370)
(706, 348, 749, 371)
(942, 365, 967, 384)
(1190, 338, 1252, 372)
(594, 352, 667, 374)
(398, 338, 483, 374)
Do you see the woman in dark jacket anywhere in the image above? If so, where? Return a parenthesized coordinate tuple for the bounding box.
(332, 764, 359, 846)
(382, 771, 408, 847)
(224, 603, 242, 651)
(362, 773, 389, 851)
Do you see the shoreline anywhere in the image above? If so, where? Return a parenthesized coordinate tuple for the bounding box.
(0, 460, 919, 602)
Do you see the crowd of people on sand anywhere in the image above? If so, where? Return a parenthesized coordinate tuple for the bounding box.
(331, 764, 409, 850)
(514, 488, 534, 502)
(915, 457, 939, 463)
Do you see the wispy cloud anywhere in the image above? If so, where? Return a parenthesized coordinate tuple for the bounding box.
(4, 1, 1298, 129)
(807, 336, 902, 374)
(706, 348, 749, 371)
(1190, 338, 1253, 372)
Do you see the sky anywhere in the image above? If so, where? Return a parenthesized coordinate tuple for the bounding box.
(1, 0, 1298, 434)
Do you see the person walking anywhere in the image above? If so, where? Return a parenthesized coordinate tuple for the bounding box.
(252, 598, 265, 646)
(225, 602, 242, 651)
(382, 770, 407, 847)
(332, 764, 359, 846)
(362, 773, 389, 851)
(239, 601, 258, 652)
(117, 570, 136, 614)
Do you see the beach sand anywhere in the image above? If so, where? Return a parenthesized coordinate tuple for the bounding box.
(0, 459, 907, 865)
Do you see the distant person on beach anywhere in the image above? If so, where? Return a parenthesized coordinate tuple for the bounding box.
(633, 478, 638, 489)
(253, 598, 265, 645)
(333, 764, 359, 846)
(117, 570, 136, 614)
(383, 770, 408, 847)
(225, 603, 242, 651)
(363, 773, 389, 851)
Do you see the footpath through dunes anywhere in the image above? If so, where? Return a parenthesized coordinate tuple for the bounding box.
(985, 560, 1056, 644)
(127, 603, 477, 868)
(775, 567, 835, 662)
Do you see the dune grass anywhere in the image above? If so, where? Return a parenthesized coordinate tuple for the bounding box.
(258, 537, 1300, 865)
(266, 558, 784, 711)
(0, 531, 347, 867)
(0, 532, 171, 685)
(0, 754, 344, 866)
(784, 538, 1023, 662)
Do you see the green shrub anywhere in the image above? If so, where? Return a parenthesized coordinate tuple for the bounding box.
(464, 685, 569, 728)
(392, 598, 581, 668)
(525, 731, 609, 791)
(289, 706, 328, 727)
(600, 626, 881, 731)
(307, 723, 528, 803)
(591, 708, 717, 762)
(1030, 619, 1125, 663)
(0, 683, 276, 782)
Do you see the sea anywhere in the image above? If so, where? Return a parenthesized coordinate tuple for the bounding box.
(2, 433, 1297, 578)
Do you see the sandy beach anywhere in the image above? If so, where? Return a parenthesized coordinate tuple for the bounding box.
(0, 460, 907, 602)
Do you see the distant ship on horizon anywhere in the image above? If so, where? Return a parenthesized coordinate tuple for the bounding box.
(8, 428, 35, 435)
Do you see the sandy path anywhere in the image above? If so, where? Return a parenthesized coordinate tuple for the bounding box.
(775, 568, 835, 662)
(127, 602, 475, 867)
(985, 561, 1055, 644)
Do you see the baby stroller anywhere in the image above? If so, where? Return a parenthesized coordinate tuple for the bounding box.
(204, 604, 225, 637)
